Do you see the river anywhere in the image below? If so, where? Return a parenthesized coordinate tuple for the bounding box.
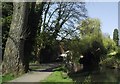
(69, 66, 120, 83)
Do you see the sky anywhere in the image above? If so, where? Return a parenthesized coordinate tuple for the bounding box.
(86, 2, 118, 39)
(118, 2, 120, 45)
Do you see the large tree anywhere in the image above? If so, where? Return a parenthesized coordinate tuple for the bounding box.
(113, 28, 119, 46)
(2, 3, 13, 60)
(3, 2, 30, 75)
(77, 18, 105, 70)
(34, 2, 87, 63)
(41, 2, 87, 39)
(23, 2, 45, 71)
(3, 2, 45, 76)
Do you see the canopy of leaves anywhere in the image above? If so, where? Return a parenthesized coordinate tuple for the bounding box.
(66, 18, 107, 63)
(103, 36, 117, 54)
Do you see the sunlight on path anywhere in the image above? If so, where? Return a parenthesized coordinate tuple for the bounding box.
(9, 63, 61, 82)
(9, 71, 52, 82)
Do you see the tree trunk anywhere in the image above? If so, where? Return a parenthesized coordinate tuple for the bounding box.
(2, 2, 29, 76)
(25, 2, 45, 65)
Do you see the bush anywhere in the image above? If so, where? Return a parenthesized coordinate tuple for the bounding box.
(102, 36, 118, 54)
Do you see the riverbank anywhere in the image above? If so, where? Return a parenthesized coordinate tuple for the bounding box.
(100, 56, 120, 70)
(42, 65, 120, 83)
(69, 66, 120, 82)
(41, 71, 73, 83)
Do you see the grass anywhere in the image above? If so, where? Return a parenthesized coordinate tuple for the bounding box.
(41, 71, 73, 83)
(2, 73, 16, 82)
(0, 75, 2, 84)
(29, 65, 42, 70)
(53, 65, 67, 72)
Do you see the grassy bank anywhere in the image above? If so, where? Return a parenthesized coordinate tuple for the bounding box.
(41, 71, 73, 83)
(41, 66, 73, 83)
(2, 73, 16, 82)
(0, 75, 2, 84)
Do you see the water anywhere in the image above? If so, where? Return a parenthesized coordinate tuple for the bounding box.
(69, 67, 120, 83)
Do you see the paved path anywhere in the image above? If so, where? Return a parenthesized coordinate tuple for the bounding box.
(9, 63, 61, 82)
(10, 71, 52, 82)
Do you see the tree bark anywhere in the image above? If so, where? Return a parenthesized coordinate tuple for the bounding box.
(2, 2, 29, 76)
(24, 2, 45, 65)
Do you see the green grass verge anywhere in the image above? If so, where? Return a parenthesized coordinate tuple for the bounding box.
(2, 73, 16, 82)
(41, 71, 73, 83)
(30, 66, 42, 70)
(0, 75, 2, 84)
(53, 65, 67, 72)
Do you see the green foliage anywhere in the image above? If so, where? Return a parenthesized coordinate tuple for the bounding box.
(65, 18, 118, 65)
(66, 18, 106, 64)
(79, 18, 101, 37)
(65, 38, 81, 62)
(2, 3, 13, 17)
(103, 36, 117, 54)
(100, 56, 120, 69)
(79, 18, 104, 54)
(100, 35, 119, 68)
(2, 73, 15, 82)
(53, 66, 67, 72)
(41, 71, 73, 83)
(113, 29, 119, 46)
(83, 75, 92, 83)
(100, 46, 120, 68)
(116, 46, 120, 59)
(35, 32, 57, 48)
(0, 75, 2, 84)
(117, 46, 120, 53)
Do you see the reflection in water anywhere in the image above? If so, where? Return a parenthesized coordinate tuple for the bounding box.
(69, 67, 120, 83)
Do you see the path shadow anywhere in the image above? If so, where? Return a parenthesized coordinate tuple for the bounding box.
(30, 63, 62, 72)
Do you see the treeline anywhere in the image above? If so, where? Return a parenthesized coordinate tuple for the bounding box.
(62, 18, 120, 70)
